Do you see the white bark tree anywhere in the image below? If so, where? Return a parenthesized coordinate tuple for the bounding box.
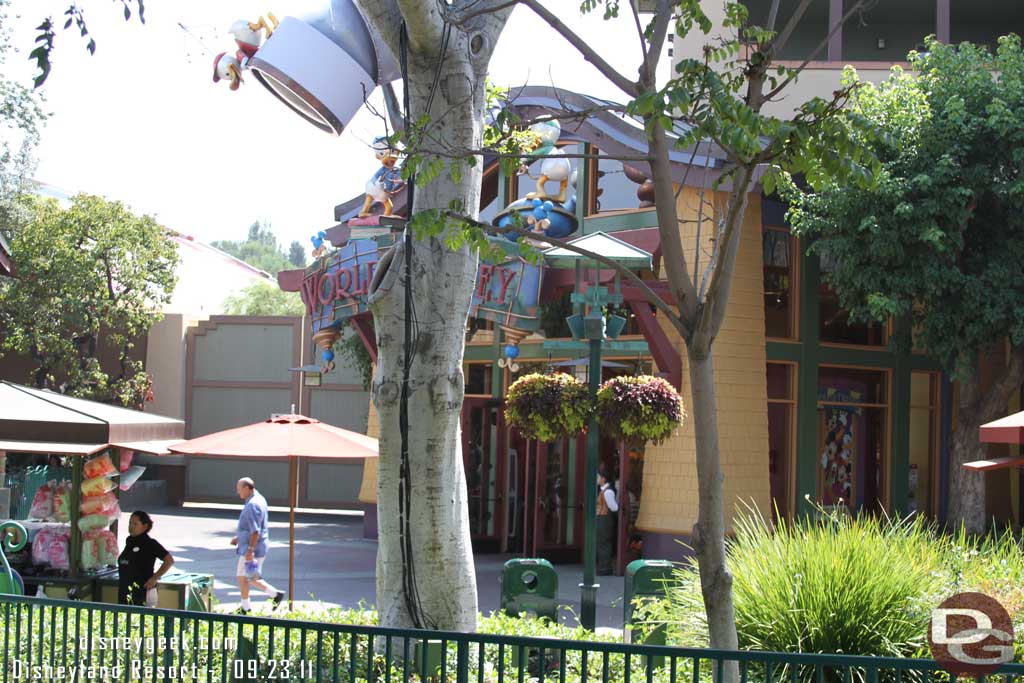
(359, 1, 512, 631)
(360, 0, 878, 657)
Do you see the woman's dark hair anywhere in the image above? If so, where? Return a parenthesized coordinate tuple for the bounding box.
(131, 510, 153, 533)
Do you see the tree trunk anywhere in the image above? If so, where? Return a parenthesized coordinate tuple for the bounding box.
(367, 49, 484, 632)
(687, 347, 740, 664)
(947, 347, 1024, 533)
(948, 398, 987, 533)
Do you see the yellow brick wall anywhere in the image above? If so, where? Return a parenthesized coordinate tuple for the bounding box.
(636, 187, 771, 536)
(358, 385, 379, 504)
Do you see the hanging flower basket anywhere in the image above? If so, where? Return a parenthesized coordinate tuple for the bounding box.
(596, 375, 685, 445)
(504, 372, 592, 442)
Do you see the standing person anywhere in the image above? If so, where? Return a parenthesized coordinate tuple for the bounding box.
(231, 477, 284, 614)
(118, 510, 174, 606)
(596, 469, 619, 576)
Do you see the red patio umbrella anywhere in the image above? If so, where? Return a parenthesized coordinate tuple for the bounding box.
(963, 411, 1024, 471)
(168, 414, 378, 606)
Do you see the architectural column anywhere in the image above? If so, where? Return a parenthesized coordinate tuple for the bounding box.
(936, 0, 950, 43)
(0, 451, 8, 519)
(828, 0, 843, 62)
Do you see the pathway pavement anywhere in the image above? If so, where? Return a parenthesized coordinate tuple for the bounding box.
(118, 506, 629, 629)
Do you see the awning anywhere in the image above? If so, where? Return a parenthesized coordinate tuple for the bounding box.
(0, 381, 184, 445)
(962, 456, 1024, 472)
(0, 440, 107, 456)
(109, 440, 185, 456)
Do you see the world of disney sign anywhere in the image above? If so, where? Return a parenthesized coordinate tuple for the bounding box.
(300, 237, 545, 335)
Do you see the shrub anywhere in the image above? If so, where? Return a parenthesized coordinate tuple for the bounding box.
(595, 375, 685, 445)
(641, 506, 949, 663)
(504, 373, 592, 441)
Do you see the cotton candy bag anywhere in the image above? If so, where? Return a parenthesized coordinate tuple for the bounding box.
(29, 483, 54, 520)
(52, 481, 71, 522)
(84, 454, 116, 479)
(81, 476, 116, 497)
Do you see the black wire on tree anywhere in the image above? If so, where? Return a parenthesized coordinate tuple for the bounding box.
(397, 21, 428, 630)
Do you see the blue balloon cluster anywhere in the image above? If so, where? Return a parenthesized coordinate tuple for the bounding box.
(504, 344, 520, 359)
(310, 230, 327, 250)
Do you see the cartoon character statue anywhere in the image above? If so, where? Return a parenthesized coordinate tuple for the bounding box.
(212, 53, 243, 90)
(359, 136, 405, 217)
(310, 230, 328, 258)
(518, 119, 572, 203)
(230, 14, 279, 63)
(212, 14, 279, 91)
(527, 199, 554, 234)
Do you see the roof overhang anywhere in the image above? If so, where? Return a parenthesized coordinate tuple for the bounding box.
(979, 410, 1024, 445)
(962, 456, 1024, 472)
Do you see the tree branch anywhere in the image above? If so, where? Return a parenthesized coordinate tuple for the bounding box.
(692, 165, 755, 353)
(355, 0, 404, 62)
(639, 0, 671, 88)
(519, 0, 639, 97)
(628, 1, 650, 68)
(647, 117, 698, 334)
(763, 0, 878, 103)
(396, 0, 446, 53)
(767, 0, 813, 59)
(766, 0, 781, 32)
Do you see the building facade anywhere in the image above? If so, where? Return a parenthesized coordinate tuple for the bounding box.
(282, 0, 1024, 571)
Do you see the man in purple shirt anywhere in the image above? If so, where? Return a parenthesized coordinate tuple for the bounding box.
(230, 477, 284, 614)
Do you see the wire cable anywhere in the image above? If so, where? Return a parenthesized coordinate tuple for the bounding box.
(397, 21, 429, 630)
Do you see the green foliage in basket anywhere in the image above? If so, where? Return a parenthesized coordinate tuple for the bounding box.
(504, 372, 592, 441)
(595, 375, 684, 445)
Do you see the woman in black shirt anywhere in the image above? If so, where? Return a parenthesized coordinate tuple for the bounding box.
(118, 511, 174, 606)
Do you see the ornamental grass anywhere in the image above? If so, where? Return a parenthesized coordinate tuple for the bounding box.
(636, 504, 1024, 665)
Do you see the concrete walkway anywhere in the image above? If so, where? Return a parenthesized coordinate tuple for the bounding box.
(120, 506, 629, 628)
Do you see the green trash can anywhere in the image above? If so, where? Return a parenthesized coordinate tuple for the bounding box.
(500, 558, 558, 621)
(624, 559, 674, 648)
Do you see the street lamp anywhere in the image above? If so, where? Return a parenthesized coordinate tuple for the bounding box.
(541, 232, 652, 630)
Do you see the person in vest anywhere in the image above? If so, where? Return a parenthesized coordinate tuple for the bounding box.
(596, 468, 619, 575)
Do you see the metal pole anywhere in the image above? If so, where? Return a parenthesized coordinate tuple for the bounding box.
(580, 334, 602, 630)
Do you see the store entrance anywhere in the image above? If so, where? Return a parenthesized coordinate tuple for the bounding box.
(462, 397, 504, 552)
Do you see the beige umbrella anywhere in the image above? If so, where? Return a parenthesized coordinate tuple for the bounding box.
(168, 414, 378, 606)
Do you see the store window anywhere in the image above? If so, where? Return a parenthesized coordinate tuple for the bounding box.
(464, 363, 494, 396)
(816, 367, 889, 514)
(479, 166, 502, 225)
(767, 363, 796, 522)
(908, 372, 939, 517)
(818, 251, 887, 346)
(594, 150, 642, 213)
(763, 226, 796, 339)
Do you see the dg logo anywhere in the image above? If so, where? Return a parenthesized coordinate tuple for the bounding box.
(929, 592, 1015, 676)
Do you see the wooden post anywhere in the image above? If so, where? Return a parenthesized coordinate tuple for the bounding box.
(828, 0, 843, 62)
(288, 457, 297, 609)
(936, 0, 950, 43)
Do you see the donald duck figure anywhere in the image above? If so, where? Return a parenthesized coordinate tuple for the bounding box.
(518, 119, 572, 203)
(359, 137, 405, 217)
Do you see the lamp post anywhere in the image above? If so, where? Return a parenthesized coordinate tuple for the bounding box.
(540, 232, 652, 630)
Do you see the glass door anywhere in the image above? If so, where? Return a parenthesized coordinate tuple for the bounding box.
(530, 435, 584, 563)
(462, 398, 503, 548)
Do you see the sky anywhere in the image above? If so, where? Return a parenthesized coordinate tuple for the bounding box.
(4, 0, 666, 253)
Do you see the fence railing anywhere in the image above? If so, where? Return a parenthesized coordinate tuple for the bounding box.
(0, 594, 1020, 683)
